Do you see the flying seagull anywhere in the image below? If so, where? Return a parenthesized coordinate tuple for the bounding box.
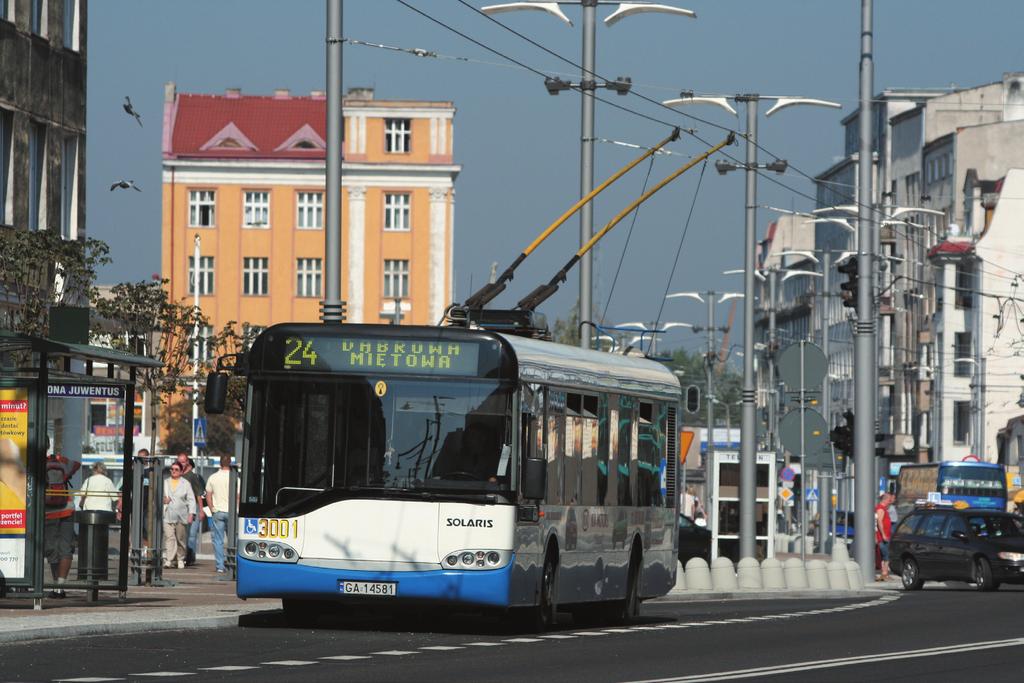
(123, 96, 142, 126)
(110, 179, 142, 192)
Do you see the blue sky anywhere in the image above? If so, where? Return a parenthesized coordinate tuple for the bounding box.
(87, 0, 1024, 351)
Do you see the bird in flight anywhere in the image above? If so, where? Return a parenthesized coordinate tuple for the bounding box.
(123, 96, 142, 126)
(110, 180, 142, 192)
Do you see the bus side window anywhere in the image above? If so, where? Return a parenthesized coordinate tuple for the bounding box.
(617, 395, 634, 506)
(607, 398, 619, 506)
(596, 394, 610, 506)
(564, 393, 582, 504)
(546, 390, 565, 505)
(579, 394, 600, 506)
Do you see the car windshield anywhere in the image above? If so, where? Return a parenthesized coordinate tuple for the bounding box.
(939, 466, 1005, 496)
(245, 377, 513, 506)
(967, 515, 1023, 538)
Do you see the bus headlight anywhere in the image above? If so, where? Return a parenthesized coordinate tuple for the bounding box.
(245, 542, 258, 556)
(243, 541, 299, 564)
(443, 550, 511, 570)
(268, 544, 281, 558)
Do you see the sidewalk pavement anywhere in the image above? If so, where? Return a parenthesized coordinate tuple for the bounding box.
(0, 563, 276, 645)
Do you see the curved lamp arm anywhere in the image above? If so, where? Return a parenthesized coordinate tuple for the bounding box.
(480, 2, 573, 26)
(605, 3, 696, 26)
(764, 97, 842, 117)
(663, 96, 738, 117)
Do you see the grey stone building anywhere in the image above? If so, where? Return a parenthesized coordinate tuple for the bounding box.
(0, 0, 86, 241)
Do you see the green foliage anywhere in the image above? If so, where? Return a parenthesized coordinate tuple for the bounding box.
(551, 303, 580, 346)
(0, 229, 110, 336)
(665, 346, 742, 427)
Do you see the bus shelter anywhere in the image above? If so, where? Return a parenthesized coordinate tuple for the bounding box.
(0, 330, 160, 606)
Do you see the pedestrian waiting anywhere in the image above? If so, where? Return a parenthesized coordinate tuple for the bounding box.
(205, 454, 239, 575)
(163, 462, 196, 569)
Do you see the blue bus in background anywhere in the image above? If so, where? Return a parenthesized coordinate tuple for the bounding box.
(895, 461, 1008, 519)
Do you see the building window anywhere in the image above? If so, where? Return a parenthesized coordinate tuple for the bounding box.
(296, 191, 322, 229)
(296, 257, 322, 297)
(195, 324, 214, 363)
(384, 193, 411, 231)
(954, 262, 973, 309)
(953, 333, 972, 377)
(188, 190, 216, 227)
(953, 401, 971, 445)
(28, 122, 45, 231)
(243, 190, 270, 228)
(242, 257, 269, 296)
(383, 259, 409, 298)
(385, 118, 411, 153)
(242, 324, 266, 350)
(31, 0, 44, 35)
(0, 109, 12, 225)
(188, 255, 215, 295)
(63, 0, 78, 50)
(60, 136, 77, 239)
(1, 0, 12, 23)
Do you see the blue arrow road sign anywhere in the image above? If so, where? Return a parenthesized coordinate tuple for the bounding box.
(193, 417, 207, 449)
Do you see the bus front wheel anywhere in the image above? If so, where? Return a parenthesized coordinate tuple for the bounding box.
(515, 551, 559, 632)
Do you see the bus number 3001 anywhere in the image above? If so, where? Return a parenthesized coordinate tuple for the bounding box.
(258, 518, 298, 539)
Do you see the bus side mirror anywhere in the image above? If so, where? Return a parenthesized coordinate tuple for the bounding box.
(522, 458, 546, 500)
(205, 372, 228, 415)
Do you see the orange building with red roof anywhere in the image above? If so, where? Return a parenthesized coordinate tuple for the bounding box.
(161, 82, 460, 347)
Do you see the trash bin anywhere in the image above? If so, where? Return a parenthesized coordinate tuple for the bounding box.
(76, 510, 116, 581)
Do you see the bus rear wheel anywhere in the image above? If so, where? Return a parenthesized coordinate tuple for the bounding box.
(604, 548, 641, 624)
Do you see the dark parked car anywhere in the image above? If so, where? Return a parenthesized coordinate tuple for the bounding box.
(678, 514, 711, 565)
(890, 507, 1024, 591)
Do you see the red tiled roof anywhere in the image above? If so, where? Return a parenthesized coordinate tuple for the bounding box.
(166, 94, 328, 160)
(927, 240, 974, 258)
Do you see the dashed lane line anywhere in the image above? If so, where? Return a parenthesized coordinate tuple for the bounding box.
(50, 595, 900, 682)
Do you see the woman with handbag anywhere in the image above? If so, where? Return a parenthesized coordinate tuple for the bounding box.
(162, 462, 196, 569)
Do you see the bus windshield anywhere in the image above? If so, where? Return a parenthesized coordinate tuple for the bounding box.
(245, 377, 514, 508)
(939, 466, 1006, 498)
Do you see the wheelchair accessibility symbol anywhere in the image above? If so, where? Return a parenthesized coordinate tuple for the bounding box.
(244, 518, 259, 535)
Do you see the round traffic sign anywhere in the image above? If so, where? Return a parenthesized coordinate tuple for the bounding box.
(779, 408, 829, 455)
(777, 341, 827, 390)
(780, 466, 796, 482)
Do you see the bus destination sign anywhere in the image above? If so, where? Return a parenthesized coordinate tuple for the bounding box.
(281, 336, 481, 375)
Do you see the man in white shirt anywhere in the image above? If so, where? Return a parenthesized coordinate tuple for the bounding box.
(205, 454, 238, 574)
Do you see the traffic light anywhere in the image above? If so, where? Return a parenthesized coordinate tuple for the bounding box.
(685, 385, 701, 413)
(838, 256, 859, 308)
(829, 410, 855, 454)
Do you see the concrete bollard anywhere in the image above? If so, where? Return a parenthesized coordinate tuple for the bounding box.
(845, 561, 864, 590)
(737, 557, 762, 590)
(710, 557, 738, 592)
(806, 559, 829, 589)
(827, 560, 850, 590)
(760, 558, 786, 589)
(774, 533, 790, 555)
(832, 540, 850, 562)
(685, 557, 712, 591)
(783, 557, 808, 589)
(674, 560, 687, 591)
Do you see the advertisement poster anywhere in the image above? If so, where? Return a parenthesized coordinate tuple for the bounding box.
(0, 387, 29, 580)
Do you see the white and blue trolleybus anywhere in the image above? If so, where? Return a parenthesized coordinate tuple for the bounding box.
(217, 323, 681, 628)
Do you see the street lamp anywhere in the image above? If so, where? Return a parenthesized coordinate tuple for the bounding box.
(483, 1, 696, 350)
(665, 92, 840, 559)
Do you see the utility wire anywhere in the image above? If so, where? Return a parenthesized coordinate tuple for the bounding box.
(653, 160, 709, 344)
(601, 154, 657, 323)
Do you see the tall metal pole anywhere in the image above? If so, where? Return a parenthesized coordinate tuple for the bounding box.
(578, 0, 596, 349)
(979, 357, 986, 458)
(191, 234, 200, 463)
(854, 0, 877, 584)
(739, 96, 759, 559)
(820, 252, 833, 554)
(322, 0, 345, 323)
(767, 269, 777, 453)
(705, 293, 716, 540)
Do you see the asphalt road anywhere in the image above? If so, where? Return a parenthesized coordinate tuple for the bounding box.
(4, 587, 1023, 682)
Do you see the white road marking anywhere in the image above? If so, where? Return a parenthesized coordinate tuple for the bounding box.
(503, 638, 543, 643)
(539, 634, 577, 639)
(603, 628, 637, 633)
(261, 660, 318, 666)
(465, 641, 504, 647)
(56, 679, 124, 682)
(320, 655, 371, 661)
(421, 645, 467, 650)
(128, 674, 195, 678)
(624, 637, 1024, 682)
(370, 651, 418, 656)
(573, 631, 609, 636)
(197, 666, 259, 671)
